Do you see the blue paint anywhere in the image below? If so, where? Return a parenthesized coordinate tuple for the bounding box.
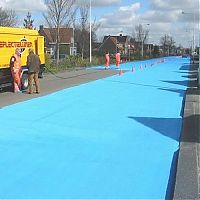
(0, 57, 190, 199)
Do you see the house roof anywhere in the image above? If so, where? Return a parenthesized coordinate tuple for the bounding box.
(39, 27, 73, 44)
(103, 35, 128, 44)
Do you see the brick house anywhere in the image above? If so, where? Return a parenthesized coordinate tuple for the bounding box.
(39, 26, 73, 57)
(99, 34, 135, 60)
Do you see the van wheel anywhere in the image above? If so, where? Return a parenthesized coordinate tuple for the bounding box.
(21, 73, 29, 90)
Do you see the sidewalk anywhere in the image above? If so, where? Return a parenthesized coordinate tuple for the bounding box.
(0, 69, 118, 108)
(173, 64, 200, 199)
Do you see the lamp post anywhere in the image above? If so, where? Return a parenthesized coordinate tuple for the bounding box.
(89, 0, 92, 63)
(182, 11, 196, 54)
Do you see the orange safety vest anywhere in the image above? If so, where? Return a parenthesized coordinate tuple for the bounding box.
(11, 54, 22, 85)
(14, 55, 21, 72)
(116, 53, 120, 66)
(105, 53, 110, 67)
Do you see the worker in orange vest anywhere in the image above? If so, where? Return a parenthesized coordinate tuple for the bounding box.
(105, 51, 110, 69)
(10, 48, 22, 92)
(116, 51, 121, 67)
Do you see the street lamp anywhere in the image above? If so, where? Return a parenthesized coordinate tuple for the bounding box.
(89, 0, 92, 63)
(182, 11, 196, 54)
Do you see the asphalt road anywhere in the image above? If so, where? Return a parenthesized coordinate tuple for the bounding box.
(0, 69, 118, 108)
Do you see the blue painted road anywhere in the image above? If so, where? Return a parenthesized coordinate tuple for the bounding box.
(0, 56, 190, 199)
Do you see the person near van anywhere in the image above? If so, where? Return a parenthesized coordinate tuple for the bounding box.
(26, 48, 41, 94)
(105, 51, 110, 69)
(116, 51, 121, 67)
(10, 48, 22, 93)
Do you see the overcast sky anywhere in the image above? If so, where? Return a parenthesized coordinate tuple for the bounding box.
(0, 0, 199, 47)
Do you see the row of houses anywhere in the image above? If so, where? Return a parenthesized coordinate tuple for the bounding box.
(38, 26, 157, 59)
(39, 26, 74, 57)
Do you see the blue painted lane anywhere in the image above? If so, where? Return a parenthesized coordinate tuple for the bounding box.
(0, 57, 190, 199)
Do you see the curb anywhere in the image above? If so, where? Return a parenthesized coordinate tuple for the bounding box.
(173, 64, 200, 199)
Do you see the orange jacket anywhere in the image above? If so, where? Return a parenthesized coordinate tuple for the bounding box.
(10, 54, 22, 83)
(105, 53, 110, 67)
(10, 54, 21, 72)
(116, 53, 120, 66)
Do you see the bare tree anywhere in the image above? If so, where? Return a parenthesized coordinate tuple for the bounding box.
(160, 35, 168, 55)
(160, 34, 176, 56)
(44, 0, 76, 64)
(0, 7, 17, 27)
(23, 12, 34, 29)
(135, 24, 149, 58)
(91, 17, 100, 43)
(74, 3, 100, 59)
(76, 3, 89, 59)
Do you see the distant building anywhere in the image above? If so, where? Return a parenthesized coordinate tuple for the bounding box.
(39, 25, 74, 57)
(99, 34, 135, 57)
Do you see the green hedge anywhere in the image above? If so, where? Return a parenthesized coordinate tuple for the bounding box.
(44, 54, 107, 73)
(44, 53, 161, 74)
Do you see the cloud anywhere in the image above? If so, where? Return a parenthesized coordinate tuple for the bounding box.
(99, 2, 140, 28)
(150, 0, 198, 10)
(142, 9, 181, 23)
(119, 2, 140, 12)
(76, 0, 121, 7)
(0, 0, 46, 12)
(0, 0, 121, 11)
(0, 0, 198, 47)
(97, 0, 199, 47)
(149, 0, 199, 24)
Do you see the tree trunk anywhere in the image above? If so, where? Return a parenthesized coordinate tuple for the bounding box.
(81, 43, 84, 60)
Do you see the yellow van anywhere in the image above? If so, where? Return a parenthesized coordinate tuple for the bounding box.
(0, 26, 45, 90)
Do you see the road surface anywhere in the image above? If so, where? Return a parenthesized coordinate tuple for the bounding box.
(0, 69, 118, 108)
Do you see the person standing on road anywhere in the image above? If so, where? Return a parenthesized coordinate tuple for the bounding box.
(10, 48, 22, 93)
(116, 51, 121, 68)
(105, 51, 110, 69)
(26, 48, 41, 94)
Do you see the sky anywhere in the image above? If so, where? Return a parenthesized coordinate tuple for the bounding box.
(0, 0, 199, 47)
